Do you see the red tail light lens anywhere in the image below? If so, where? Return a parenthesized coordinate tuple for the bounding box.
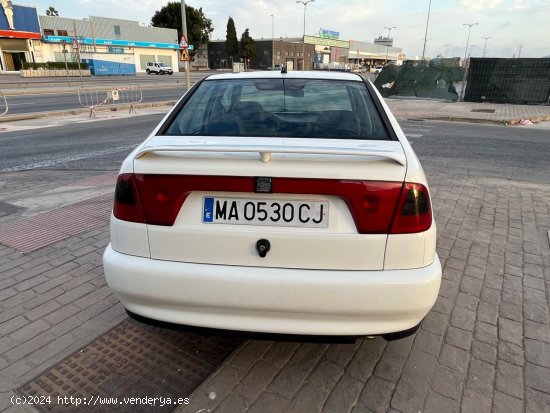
(113, 174, 145, 223)
(390, 183, 432, 234)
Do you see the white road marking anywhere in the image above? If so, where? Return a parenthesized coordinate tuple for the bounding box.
(0, 144, 136, 172)
(407, 133, 424, 138)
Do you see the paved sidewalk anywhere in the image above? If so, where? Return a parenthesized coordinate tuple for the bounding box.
(177, 171, 550, 413)
(386, 98, 550, 125)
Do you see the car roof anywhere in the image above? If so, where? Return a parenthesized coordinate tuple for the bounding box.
(205, 71, 365, 82)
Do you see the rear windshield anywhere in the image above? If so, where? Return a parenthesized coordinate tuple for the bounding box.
(163, 78, 390, 140)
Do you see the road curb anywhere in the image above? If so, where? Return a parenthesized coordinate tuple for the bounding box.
(2, 83, 189, 96)
(401, 114, 550, 126)
(0, 100, 177, 123)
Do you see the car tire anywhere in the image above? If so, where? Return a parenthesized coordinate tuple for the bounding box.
(169, 72, 173, 75)
(146, 69, 150, 74)
(160, 71, 165, 75)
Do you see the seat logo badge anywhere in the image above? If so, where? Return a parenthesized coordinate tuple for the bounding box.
(255, 177, 272, 193)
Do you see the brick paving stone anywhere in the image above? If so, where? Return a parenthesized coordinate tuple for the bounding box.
(390, 373, 429, 413)
(422, 311, 449, 335)
(501, 288, 523, 306)
(496, 360, 524, 399)
(411, 330, 443, 357)
(431, 364, 464, 400)
(525, 362, 550, 394)
(445, 326, 473, 351)
(498, 341, 525, 366)
(476, 321, 500, 346)
(346, 339, 385, 382)
(492, 391, 524, 413)
(523, 301, 549, 324)
(499, 301, 523, 323)
(403, 350, 437, 381)
(456, 292, 478, 311)
(525, 388, 550, 413)
(354, 376, 394, 413)
(498, 318, 523, 346)
(323, 375, 363, 413)
(524, 320, 550, 343)
(439, 344, 470, 374)
(465, 357, 495, 395)
(248, 392, 288, 413)
(524, 339, 550, 368)
(373, 352, 406, 383)
(423, 390, 459, 413)
(461, 388, 492, 413)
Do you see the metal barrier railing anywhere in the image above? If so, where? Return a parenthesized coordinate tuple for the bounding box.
(78, 84, 143, 117)
(0, 91, 8, 116)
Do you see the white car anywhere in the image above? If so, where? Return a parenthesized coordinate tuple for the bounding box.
(145, 61, 173, 75)
(103, 71, 441, 340)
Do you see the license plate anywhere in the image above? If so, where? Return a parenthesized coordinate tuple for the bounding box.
(202, 197, 328, 228)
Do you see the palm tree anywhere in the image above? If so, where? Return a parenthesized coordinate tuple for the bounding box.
(46, 6, 59, 17)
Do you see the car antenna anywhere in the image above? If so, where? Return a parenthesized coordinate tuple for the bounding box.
(281, 64, 287, 74)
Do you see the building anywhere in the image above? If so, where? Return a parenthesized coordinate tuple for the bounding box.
(348, 40, 403, 68)
(36, 15, 179, 73)
(208, 38, 315, 71)
(0, 2, 41, 71)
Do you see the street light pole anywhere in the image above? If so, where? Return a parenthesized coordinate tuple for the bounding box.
(384, 26, 396, 63)
(421, 0, 432, 61)
(271, 14, 275, 68)
(296, 0, 314, 71)
(181, 0, 190, 90)
(482, 36, 492, 57)
(460, 22, 479, 101)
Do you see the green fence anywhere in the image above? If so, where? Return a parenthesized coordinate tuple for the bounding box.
(465, 58, 550, 105)
(374, 59, 464, 101)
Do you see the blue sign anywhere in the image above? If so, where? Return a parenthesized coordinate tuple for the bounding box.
(0, 5, 40, 33)
(319, 28, 340, 40)
(43, 35, 179, 49)
(108, 46, 125, 54)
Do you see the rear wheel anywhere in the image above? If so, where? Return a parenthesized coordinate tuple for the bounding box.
(146, 69, 150, 74)
(160, 70, 165, 75)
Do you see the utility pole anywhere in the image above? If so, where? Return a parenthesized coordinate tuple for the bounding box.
(181, 0, 190, 89)
(443, 43, 451, 58)
(421, 0, 432, 61)
(482, 36, 492, 57)
(517, 44, 524, 58)
(271, 14, 275, 68)
(460, 23, 478, 101)
(296, 0, 314, 71)
(72, 20, 83, 86)
(384, 26, 396, 63)
(61, 40, 71, 87)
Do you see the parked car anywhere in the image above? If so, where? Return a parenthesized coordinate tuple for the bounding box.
(266, 64, 284, 71)
(103, 71, 441, 341)
(145, 61, 173, 75)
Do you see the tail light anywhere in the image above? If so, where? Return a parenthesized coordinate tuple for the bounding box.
(390, 183, 432, 234)
(114, 174, 432, 234)
(113, 174, 145, 223)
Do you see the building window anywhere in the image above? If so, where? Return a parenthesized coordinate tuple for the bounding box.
(114, 25, 121, 35)
(44, 29, 54, 36)
(285, 51, 289, 56)
(277, 51, 280, 56)
(264, 50, 269, 55)
(57, 30, 68, 36)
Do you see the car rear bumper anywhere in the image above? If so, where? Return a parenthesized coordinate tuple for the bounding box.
(103, 245, 441, 336)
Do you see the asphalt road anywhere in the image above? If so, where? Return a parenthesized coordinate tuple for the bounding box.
(1, 118, 550, 184)
(5, 89, 186, 115)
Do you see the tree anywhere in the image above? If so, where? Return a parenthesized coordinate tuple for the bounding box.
(240, 28, 256, 70)
(46, 6, 59, 16)
(225, 17, 238, 65)
(151, 2, 213, 56)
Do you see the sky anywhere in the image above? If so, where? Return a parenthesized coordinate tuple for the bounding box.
(24, 0, 550, 58)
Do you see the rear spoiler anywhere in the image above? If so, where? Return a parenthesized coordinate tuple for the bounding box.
(134, 144, 406, 166)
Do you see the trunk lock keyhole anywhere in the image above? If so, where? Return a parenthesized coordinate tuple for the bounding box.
(256, 239, 271, 258)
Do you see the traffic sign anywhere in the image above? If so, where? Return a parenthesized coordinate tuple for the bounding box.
(72, 38, 79, 50)
(180, 49, 191, 62)
(179, 35, 188, 49)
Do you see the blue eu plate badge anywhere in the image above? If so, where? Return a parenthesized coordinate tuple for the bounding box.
(203, 197, 214, 222)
